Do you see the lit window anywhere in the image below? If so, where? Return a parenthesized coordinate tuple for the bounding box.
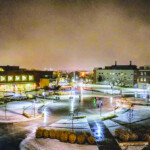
(140, 78, 143, 82)
(141, 72, 143, 75)
(0, 68, 4, 72)
(22, 75, 27, 81)
(15, 76, 20, 81)
(144, 78, 146, 82)
(8, 76, 13, 81)
(29, 75, 34, 81)
(0, 76, 6, 81)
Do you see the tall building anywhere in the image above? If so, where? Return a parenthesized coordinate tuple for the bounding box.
(0, 66, 53, 91)
(93, 61, 138, 87)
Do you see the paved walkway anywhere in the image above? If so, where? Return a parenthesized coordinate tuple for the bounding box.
(88, 117, 121, 150)
(102, 99, 150, 150)
(20, 118, 98, 150)
(0, 100, 52, 123)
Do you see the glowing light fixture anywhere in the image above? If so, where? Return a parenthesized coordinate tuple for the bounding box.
(80, 72, 86, 77)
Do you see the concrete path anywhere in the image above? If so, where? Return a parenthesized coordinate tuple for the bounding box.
(0, 100, 52, 123)
(88, 117, 121, 150)
(49, 118, 90, 132)
(20, 118, 98, 150)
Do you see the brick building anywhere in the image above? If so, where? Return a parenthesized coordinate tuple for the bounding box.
(0, 66, 53, 91)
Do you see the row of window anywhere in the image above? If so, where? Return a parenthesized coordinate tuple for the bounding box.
(0, 75, 34, 82)
(140, 72, 147, 76)
(104, 77, 132, 80)
(140, 78, 146, 82)
(99, 72, 134, 76)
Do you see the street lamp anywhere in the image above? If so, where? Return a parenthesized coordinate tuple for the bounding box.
(127, 105, 134, 130)
(100, 104, 102, 116)
(5, 101, 7, 120)
(4, 99, 10, 120)
(97, 98, 102, 117)
(33, 100, 35, 117)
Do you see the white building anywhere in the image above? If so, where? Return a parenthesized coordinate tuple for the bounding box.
(94, 61, 138, 87)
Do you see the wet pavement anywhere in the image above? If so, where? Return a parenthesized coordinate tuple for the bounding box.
(0, 90, 118, 150)
(0, 123, 27, 150)
(88, 118, 121, 150)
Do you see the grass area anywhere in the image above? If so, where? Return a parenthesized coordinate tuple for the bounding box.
(101, 114, 117, 121)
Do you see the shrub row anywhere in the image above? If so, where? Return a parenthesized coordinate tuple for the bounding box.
(22, 112, 31, 118)
(101, 114, 117, 121)
(54, 92, 71, 95)
(116, 99, 132, 109)
(35, 127, 96, 145)
(114, 129, 150, 142)
(72, 116, 86, 120)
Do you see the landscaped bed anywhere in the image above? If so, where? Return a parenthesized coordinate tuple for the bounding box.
(73, 116, 86, 120)
(116, 98, 132, 109)
(35, 127, 96, 145)
(101, 114, 117, 121)
(114, 128, 150, 146)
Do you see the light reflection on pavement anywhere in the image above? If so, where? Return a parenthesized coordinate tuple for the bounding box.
(0, 89, 120, 150)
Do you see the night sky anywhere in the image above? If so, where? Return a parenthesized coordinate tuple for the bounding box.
(0, 0, 150, 71)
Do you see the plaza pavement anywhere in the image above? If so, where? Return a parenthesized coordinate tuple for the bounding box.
(103, 98, 150, 150)
(20, 118, 99, 150)
(0, 100, 52, 123)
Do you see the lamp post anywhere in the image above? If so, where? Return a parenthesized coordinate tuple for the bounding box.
(146, 91, 149, 106)
(127, 105, 134, 130)
(5, 102, 7, 120)
(113, 103, 116, 115)
(4, 99, 9, 120)
(33, 100, 35, 117)
(99, 99, 102, 117)
(100, 104, 102, 116)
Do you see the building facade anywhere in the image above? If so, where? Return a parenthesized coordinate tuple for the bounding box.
(94, 61, 138, 87)
(138, 66, 150, 89)
(0, 66, 53, 91)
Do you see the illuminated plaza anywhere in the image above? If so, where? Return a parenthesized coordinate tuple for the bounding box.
(0, 0, 150, 150)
